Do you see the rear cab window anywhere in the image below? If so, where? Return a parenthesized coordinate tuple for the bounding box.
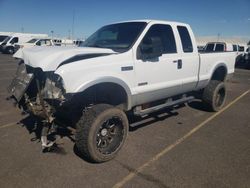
(205, 43, 215, 52)
(233, 45, 238, 52)
(177, 26, 193, 53)
(215, 43, 225, 52)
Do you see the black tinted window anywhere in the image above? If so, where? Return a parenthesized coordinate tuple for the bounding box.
(0, 35, 8, 42)
(205, 43, 215, 52)
(177, 26, 193, 52)
(142, 24, 177, 54)
(10, 37, 18, 44)
(215, 44, 224, 51)
(239, 46, 244, 52)
(233, 45, 237, 51)
(27, 39, 38, 43)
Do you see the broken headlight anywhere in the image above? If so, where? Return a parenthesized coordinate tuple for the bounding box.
(42, 73, 65, 99)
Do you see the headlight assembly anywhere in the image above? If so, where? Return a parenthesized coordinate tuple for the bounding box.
(43, 73, 65, 99)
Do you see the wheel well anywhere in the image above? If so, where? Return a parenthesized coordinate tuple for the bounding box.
(74, 82, 128, 110)
(211, 66, 227, 81)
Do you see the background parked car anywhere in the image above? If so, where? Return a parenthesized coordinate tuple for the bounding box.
(0, 33, 48, 54)
(244, 47, 250, 69)
(14, 38, 55, 52)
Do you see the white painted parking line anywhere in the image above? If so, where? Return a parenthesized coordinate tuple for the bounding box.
(0, 68, 17, 71)
(113, 89, 250, 188)
(0, 122, 18, 130)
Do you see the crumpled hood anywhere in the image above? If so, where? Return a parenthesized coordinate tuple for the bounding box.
(13, 46, 116, 71)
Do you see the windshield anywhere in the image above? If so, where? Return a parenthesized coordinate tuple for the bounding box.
(2, 36, 11, 43)
(0, 35, 8, 42)
(81, 22, 147, 52)
(27, 38, 38, 43)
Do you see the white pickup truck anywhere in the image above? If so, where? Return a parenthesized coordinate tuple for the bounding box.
(9, 20, 235, 162)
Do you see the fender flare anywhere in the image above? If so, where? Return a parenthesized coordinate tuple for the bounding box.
(209, 62, 228, 81)
(76, 76, 133, 110)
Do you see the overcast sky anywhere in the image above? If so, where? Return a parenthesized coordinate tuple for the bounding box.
(0, 0, 249, 39)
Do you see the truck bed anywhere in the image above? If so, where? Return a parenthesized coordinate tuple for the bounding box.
(197, 52, 236, 89)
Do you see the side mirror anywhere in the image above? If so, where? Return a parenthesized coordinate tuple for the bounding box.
(137, 36, 163, 60)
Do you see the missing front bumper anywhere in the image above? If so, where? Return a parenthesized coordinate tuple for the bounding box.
(8, 62, 34, 102)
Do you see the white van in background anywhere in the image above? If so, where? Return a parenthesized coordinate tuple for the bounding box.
(0, 32, 14, 45)
(0, 33, 48, 54)
(0, 35, 9, 45)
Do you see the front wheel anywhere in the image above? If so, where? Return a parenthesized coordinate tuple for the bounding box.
(75, 104, 128, 163)
(202, 80, 226, 112)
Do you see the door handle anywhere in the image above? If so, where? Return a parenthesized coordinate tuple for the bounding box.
(173, 59, 182, 69)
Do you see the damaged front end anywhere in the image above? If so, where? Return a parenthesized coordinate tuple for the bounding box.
(8, 61, 67, 150)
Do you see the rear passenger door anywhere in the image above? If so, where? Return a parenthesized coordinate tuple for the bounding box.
(133, 24, 183, 105)
(176, 25, 199, 93)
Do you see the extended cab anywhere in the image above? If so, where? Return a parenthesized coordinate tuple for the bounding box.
(9, 20, 236, 162)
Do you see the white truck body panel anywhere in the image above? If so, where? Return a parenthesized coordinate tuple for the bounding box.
(197, 52, 236, 88)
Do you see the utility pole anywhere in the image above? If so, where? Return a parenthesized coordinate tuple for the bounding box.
(72, 10, 75, 40)
(51, 30, 54, 40)
(217, 33, 221, 42)
(68, 30, 71, 39)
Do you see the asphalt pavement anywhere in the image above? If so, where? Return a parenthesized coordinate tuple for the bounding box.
(0, 54, 249, 188)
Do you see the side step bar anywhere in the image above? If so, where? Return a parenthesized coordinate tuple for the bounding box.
(134, 96, 194, 116)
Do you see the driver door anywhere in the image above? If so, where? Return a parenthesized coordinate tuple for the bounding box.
(133, 24, 183, 105)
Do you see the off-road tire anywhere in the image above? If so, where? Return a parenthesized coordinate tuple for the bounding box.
(202, 80, 226, 112)
(75, 104, 128, 163)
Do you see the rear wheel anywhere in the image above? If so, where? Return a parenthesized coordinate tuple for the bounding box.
(202, 80, 226, 112)
(75, 104, 128, 163)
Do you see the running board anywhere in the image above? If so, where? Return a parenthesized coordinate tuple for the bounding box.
(134, 96, 194, 116)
